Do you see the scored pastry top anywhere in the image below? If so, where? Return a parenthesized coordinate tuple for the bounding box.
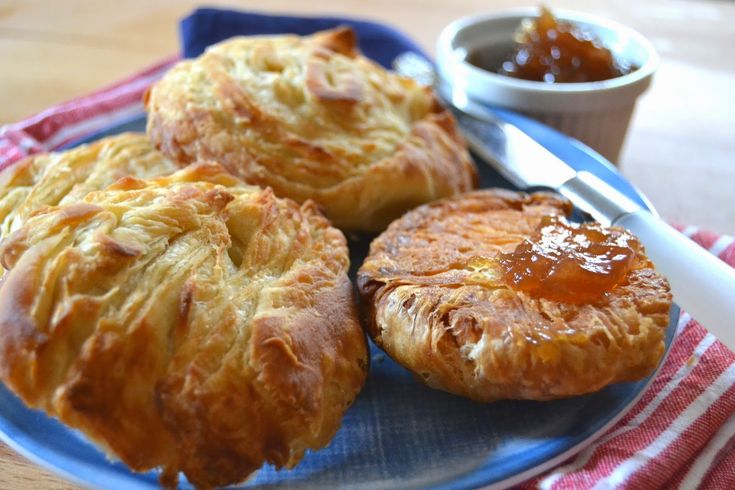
(0, 162, 368, 487)
(145, 27, 477, 231)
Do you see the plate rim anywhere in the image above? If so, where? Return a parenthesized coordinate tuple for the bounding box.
(438, 305, 680, 490)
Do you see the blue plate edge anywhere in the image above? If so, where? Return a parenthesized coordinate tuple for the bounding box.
(434, 303, 680, 490)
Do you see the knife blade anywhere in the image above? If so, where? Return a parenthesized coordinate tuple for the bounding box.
(394, 52, 735, 352)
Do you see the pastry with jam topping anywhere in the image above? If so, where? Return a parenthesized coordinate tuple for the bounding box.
(357, 189, 671, 401)
(498, 215, 643, 304)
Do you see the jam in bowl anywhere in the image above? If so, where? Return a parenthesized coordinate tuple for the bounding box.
(467, 7, 637, 84)
(436, 7, 659, 162)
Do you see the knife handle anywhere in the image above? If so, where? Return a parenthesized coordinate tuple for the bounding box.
(615, 210, 735, 352)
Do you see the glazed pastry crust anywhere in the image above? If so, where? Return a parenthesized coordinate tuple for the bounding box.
(357, 189, 672, 401)
(145, 27, 477, 231)
(0, 133, 179, 240)
(0, 162, 368, 487)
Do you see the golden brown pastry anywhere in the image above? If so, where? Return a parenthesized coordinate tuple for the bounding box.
(357, 189, 671, 402)
(0, 162, 368, 487)
(145, 27, 477, 231)
(0, 133, 179, 240)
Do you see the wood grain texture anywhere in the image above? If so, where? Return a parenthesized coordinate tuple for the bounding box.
(0, 0, 733, 487)
(0, 442, 76, 489)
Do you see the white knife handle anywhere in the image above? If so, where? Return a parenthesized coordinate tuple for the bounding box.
(615, 210, 735, 352)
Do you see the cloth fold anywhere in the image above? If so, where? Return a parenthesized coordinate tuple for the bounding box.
(179, 8, 428, 63)
(0, 8, 733, 489)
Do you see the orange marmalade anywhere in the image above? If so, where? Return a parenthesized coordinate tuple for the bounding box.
(470, 7, 635, 83)
(498, 216, 641, 304)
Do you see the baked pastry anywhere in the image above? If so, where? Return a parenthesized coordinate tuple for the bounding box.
(0, 162, 368, 487)
(0, 132, 179, 240)
(145, 27, 477, 231)
(357, 189, 671, 402)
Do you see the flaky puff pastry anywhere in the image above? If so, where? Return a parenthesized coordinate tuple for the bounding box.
(145, 27, 477, 231)
(0, 162, 368, 488)
(358, 189, 672, 402)
(0, 133, 179, 240)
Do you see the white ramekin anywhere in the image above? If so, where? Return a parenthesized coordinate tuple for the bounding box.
(436, 8, 659, 163)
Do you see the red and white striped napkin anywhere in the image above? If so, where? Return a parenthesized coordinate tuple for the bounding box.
(0, 57, 177, 173)
(1, 59, 733, 490)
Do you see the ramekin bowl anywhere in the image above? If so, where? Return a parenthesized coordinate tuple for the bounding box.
(436, 8, 659, 163)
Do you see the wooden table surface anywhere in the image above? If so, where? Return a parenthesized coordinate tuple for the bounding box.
(0, 0, 733, 487)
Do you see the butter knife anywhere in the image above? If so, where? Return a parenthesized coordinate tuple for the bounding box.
(395, 52, 735, 352)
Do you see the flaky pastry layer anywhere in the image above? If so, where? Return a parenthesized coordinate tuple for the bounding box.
(145, 27, 477, 231)
(0, 162, 368, 487)
(0, 133, 178, 240)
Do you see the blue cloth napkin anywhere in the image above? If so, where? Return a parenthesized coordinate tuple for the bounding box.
(180, 8, 428, 68)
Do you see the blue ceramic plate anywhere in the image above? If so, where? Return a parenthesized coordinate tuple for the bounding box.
(0, 112, 678, 490)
